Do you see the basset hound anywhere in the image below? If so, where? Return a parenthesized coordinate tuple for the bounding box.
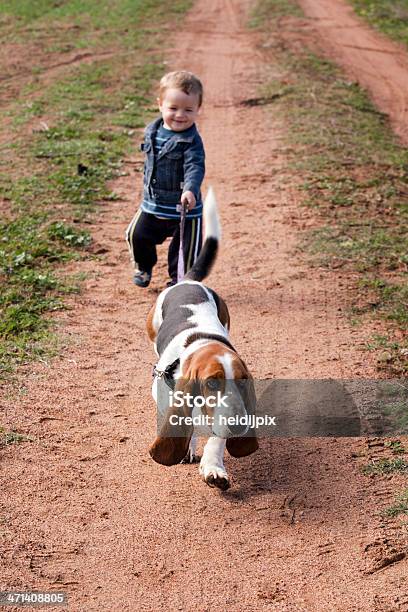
(146, 188, 258, 490)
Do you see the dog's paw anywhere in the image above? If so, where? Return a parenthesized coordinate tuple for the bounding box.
(199, 464, 230, 490)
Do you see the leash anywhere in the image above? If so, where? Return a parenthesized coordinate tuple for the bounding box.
(152, 202, 187, 390)
(177, 202, 188, 283)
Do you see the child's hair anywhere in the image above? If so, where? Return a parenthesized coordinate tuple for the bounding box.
(159, 71, 203, 106)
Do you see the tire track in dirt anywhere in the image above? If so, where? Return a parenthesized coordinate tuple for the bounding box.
(2, 1, 407, 610)
(299, 0, 408, 144)
(0, 50, 117, 85)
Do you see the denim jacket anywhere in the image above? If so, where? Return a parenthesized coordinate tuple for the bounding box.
(140, 117, 205, 219)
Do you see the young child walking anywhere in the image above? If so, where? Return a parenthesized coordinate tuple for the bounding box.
(126, 71, 205, 287)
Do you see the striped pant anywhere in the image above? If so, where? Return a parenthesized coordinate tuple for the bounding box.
(125, 209, 202, 284)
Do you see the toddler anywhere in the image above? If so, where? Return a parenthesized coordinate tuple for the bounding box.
(126, 71, 205, 287)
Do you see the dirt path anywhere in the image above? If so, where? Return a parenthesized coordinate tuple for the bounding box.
(2, 1, 408, 610)
(299, 0, 408, 144)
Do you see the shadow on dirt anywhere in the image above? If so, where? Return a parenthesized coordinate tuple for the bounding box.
(222, 434, 356, 520)
(219, 380, 398, 516)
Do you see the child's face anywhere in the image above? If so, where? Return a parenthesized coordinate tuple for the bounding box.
(158, 87, 200, 131)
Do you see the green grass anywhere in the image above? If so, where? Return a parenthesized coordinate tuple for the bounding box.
(385, 440, 406, 454)
(381, 400, 408, 433)
(250, 0, 408, 374)
(0, 426, 32, 448)
(363, 457, 408, 475)
(364, 334, 408, 373)
(357, 279, 408, 326)
(0, 0, 190, 51)
(351, 0, 408, 48)
(248, 0, 302, 27)
(0, 0, 192, 378)
(384, 488, 408, 517)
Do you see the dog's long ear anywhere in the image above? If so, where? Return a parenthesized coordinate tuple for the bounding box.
(226, 435, 259, 458)
(226, 376, 259, 458)
(149, 378, 195, 466)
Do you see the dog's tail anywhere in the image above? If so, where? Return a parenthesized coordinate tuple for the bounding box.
(185, 186, 220, 282)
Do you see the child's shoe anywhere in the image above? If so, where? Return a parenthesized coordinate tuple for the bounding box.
(133, 270, 152, 288)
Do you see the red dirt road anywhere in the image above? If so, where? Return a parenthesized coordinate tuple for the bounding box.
(299, 0, 408, 144)
(2, 1, 408, 610)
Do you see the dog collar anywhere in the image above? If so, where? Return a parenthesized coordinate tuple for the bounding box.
(184, 332, 236, 352)
(152, 358, 180, 390)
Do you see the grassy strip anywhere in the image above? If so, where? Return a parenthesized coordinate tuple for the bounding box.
(248, 0, 302, 26)
(250, 0, 408, 375)
(350, 0, 408, 48)
(0, 0, 188, 53)
(0, 0, 191, 378)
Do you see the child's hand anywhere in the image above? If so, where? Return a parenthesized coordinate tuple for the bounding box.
(181, 191, 196, 210)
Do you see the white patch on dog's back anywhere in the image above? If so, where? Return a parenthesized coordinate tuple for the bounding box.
(156, 297, 228, 372)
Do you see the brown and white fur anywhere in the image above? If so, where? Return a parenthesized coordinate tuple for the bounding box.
(146, 188, 258, 490)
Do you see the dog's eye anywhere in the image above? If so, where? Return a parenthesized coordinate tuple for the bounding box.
(206, 379, 219, 391)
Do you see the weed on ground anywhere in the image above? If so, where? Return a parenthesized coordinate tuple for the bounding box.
(385, 488, 408, 517)
(0, 426, 32, 448)
(363, 457, 408, 475)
